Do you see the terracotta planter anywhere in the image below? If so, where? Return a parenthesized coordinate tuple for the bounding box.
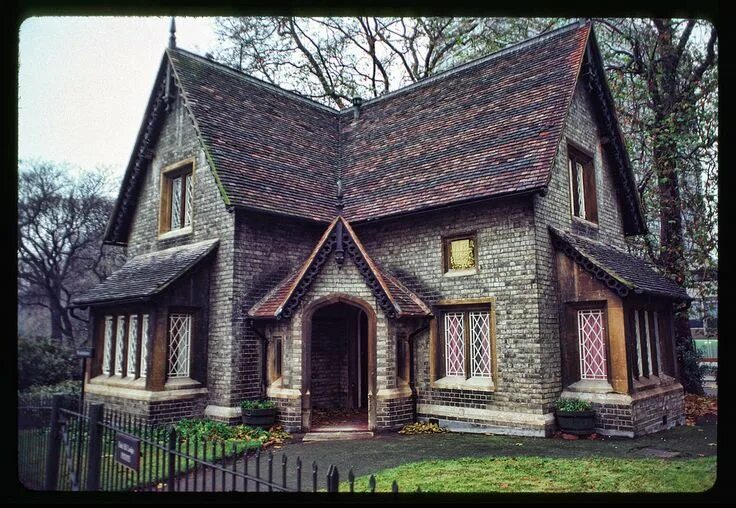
(242, 407, 277, 429)
(555, 409, 595, 435)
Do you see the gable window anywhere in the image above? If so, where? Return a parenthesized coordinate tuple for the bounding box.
(443, 234, 477, 274)
(168, 313, 192, 378)
(568, 146, 598, 224)
(434, 300, 496, 390)
(160, 161, 193, 234)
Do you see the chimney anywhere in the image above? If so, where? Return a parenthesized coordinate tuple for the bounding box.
(352, 96, 363, 120)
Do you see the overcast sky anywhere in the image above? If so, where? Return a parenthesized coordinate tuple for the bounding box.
(18, 17, 218, 179)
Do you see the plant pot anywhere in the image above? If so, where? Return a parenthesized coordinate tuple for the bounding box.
(242, 407, 277, 429)
(555, 409, 596, 435)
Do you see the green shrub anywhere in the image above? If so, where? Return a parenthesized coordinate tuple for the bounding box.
(173, 419, 270, 444)
(19, 379, 81, 399)
(554, 398, 592, 412)
(17, 337, 79, 390)
(240, 399, 275, 410)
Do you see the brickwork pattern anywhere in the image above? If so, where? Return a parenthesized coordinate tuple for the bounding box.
(85, 392, 208, 426)
(376, 396, 414, 430)
(532, 81, 630, 414)
(125, 94, 235, 412)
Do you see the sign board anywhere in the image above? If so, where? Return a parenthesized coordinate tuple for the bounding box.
(115, 433, 141, 471)
(75, 347, 95, 358)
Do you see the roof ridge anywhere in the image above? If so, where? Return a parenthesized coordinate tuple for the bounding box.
(168, 47, 339, 114)
(170, 20, 588, 117)
(338, 19, 590, 112)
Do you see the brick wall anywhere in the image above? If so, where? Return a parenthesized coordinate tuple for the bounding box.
(531, 80, 630, 414)
(118, 91, 236, 418)
(85, 392, 208, 426)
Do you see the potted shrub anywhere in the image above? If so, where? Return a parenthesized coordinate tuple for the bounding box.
(241, 400, 277, 429)
(554, 398, 595, 435)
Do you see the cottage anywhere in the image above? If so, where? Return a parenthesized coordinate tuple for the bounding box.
(72, 20, 689, 438)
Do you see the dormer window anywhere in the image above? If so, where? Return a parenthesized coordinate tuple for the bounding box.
(568, 146, 598, 224)
(160, 161, 193, 235)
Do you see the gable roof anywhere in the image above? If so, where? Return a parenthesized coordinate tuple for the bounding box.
(105, 20, 645, 245)
(71, 239, 219, 307)
(550, 227, 689, 301)
(248, 217, 431, 319)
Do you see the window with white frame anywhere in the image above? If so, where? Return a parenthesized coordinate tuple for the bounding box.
(168, 313, 192, 378)
(140, 314, 149, 378)
(439, 307, 494, 380)
(160, 162, 194, 234)
(568, 146, 598, 224)
(114, 316, 126, 376)
(126, 315, 139, 377)
(577, 309, 608, 380)
(631, 309, 662, 380)
(102, 316, 114, 375)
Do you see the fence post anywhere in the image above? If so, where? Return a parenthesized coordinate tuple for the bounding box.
(85, 403, 104, 491)
(167, 428, 177, 492)
(327, 464, 339, 493)
(44, 394, 62, 490)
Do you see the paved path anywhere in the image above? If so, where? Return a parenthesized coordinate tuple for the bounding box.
(175, 421, 717, 492)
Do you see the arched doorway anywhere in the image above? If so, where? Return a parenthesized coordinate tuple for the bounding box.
(301, 295, 376, 431)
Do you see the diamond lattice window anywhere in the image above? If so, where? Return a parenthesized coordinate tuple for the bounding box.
(126, 315, 139, 377)
(102, 316, 113, 375)
(168, 313, 191, 378)
(445, 312, 465, 376)
(140, 314, 149, 378)
(470, 311, 492, 377)
(161, 163, 193, 233)
(114, 316, 126, 376)
(577, 309, 607, 380)
(171, 176, 182, 229)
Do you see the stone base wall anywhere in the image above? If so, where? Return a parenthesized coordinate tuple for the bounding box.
(417, 405, 555, 437)
(85, 392, 208, 425)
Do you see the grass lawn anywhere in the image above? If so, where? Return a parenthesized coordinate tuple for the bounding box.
(346, 456, 717, 493)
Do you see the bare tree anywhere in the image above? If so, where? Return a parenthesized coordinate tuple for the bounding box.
(17, 160, 124, 344)
(213, 17, 562, 108)
(596, 18, 718, 394)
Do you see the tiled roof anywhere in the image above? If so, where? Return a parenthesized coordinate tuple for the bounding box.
(169, 50, 339, 223)
(550, 227, 690, 300)
(71, 239, 219, 307)
(168, 22, 589, 224)
(249, 217, 431, 319)
(107, 20, 645, 243)
(339, 22, 590, 222)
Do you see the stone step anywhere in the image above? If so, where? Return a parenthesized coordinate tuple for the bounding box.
(302, 431, 374, 442)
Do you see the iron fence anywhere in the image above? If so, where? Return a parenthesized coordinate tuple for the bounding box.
(19, 394, 406, 493)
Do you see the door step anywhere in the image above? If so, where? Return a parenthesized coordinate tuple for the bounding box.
(302, 431, 374, 442)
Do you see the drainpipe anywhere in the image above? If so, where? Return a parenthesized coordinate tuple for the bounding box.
(247, 319, 269, 400)
(407, 320, 430, 423)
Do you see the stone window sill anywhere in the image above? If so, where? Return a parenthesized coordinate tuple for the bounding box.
(89, 374, 147, 390)
(565, 379, 614, 394)
(572, 216, 599, 228)
(633, 374, 675, 392)
(432, 375, 495, 392)
(443, 268, 479, 278)
(158, 226, 193, 241)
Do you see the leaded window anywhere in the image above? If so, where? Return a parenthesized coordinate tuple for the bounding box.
(114, 316, 126, 376)
(160, 162, 193, 234)
(577, 309, 607, 380)
(568, 147, 598, 223)
(140, 314, 149, 378)
(168, 313, 192, 378)
(102, 315, 113, 376)
(440, 307, 493, 380)
(126, 315, 139, 377)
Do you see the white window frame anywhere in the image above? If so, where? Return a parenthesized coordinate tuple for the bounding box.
(102, 315, 113, 376)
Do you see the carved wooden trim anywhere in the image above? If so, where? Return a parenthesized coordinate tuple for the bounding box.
(551, 232, 631, 298)
(582, 46, 644, 235)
